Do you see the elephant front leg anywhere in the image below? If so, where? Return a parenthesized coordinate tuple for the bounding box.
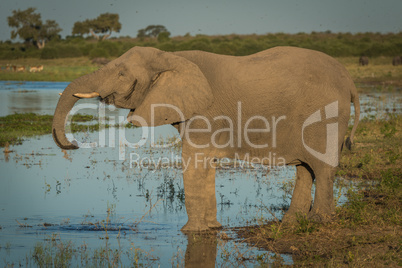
(204, 165, 221, 229)
(181, 151, 221, 232)
(282, 164, 314, 223)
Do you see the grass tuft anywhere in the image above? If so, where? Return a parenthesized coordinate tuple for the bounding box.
(337, 114, 401, 179)
(0, 113, 96, 147)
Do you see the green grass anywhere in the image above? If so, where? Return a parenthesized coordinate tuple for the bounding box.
(338, 169, 401, 226)
(2, 32, 402, 59)
(30, 237, 155, 267)
(1, 56, 401, 90)
(337, 114, 401, 179)
(0, 57, 99, 82)
(0, 113, 97, 147)
(338, 57, 402, 89)
(0, 113, 137, 147)
(1, 32, 401, 84)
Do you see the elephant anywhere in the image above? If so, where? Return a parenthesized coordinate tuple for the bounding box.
(392, 56, 401, 66)
(52, 46, 360, 232)
(359, 56, 369, 66)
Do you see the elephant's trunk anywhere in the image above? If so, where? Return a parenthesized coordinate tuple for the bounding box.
(52, 75, 99, 149)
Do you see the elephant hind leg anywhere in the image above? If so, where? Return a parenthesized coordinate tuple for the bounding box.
(308, 167, 336, 222)
(282, 163, 314, 223)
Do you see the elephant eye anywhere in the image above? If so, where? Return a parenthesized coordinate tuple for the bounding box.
(118, 71, 124, 77)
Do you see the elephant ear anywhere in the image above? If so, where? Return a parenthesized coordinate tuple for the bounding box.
(133, 50, 213, 126)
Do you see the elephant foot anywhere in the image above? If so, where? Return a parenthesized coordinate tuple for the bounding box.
(207, 219, 222, 229)
(281, 212, 298, 224)
(307, 209, 334, 223)
(181, 220, 210, 233)
(282, 211, 309, 224)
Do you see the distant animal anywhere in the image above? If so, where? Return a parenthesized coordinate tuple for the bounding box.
(6, 65, 17, 71)
(359, 56, 369, 66)
(392, 56, 401, 66)
(16, 66, 26, 72)
(91, 58, 110, 65)
(29, 65, 44, 72)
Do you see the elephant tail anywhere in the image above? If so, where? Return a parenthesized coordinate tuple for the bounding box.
(345, 87, 360, 150)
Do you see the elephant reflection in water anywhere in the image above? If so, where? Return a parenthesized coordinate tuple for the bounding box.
(184, 233, 217, 268)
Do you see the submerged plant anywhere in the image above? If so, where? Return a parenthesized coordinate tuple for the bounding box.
(32, 238, 74, 267)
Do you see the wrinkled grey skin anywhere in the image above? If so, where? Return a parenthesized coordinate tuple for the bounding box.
(53, 46, 360, 232)
(359, 56, 369, 66)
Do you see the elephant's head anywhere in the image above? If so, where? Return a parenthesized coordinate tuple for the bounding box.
(52, 47, 213, 149)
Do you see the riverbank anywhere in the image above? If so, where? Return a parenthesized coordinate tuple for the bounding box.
(235, 114, 401, 266)
(1, 56, 402, 91)
(0, 57, 98, 82)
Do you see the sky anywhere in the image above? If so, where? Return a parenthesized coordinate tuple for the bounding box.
(1, 0, 401, 41)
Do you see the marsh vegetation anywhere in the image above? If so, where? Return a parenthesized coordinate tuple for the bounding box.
(0, 33, 401, 266)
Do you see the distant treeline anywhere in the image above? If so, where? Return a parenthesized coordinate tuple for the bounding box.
(1, 32, 402, 60)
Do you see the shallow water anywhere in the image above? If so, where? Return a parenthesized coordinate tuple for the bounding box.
(1, 131, 303, 266)
(0, 81, 399, 266)
(0, 81, 68, 116)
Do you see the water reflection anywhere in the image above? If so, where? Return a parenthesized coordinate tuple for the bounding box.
(0, 81, 128, 117)
(184, 232, 218, 268)
(0, 81, 66, 116)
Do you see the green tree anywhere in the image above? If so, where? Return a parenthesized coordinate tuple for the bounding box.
(157, 31, 171, 42)
(7, 7, 61, 49)
(137, 25, 170, 39)
(72, 13, 122, 41)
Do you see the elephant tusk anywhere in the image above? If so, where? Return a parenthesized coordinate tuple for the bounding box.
(59, 93, 62, 96)
(73, 92, 100, 98)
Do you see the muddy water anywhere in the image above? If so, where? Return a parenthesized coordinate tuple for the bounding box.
(0, 81, 400, 266)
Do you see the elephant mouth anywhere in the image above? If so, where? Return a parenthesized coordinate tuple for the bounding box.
(127, 109, 137, 125)
(100, 93, 115, 105)
(126, 109, 186, 127)
(171, 120, 187, 126)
